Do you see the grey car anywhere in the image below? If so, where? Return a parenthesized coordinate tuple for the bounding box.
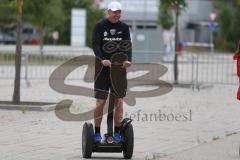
(0, 31, 16, 44)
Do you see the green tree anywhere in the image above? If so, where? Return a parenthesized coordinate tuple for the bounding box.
(13, 0, 22, 104)
(158, 1, 174, 30)
(214, 0, 240, 51)
(0, 0, 16, 25)
(23, 0, 66, 56)
(0, 0, 104, 47)
(159, 0, 187, 84)
(86, 5, 105, 47)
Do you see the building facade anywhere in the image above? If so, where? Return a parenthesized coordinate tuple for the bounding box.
(97, 0, 215, 62)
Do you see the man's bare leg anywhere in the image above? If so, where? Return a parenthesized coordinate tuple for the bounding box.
(94, 99, 106, 135)
(114, 98, 123, 133)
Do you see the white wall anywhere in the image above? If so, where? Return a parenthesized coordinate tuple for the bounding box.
(71, 9, 86, 47)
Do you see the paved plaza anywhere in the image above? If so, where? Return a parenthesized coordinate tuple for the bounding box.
(0, 79, 240, 159)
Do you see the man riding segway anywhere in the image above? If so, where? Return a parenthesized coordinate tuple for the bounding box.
(81, 1, 134, 159)
(92, 1, 132, 144)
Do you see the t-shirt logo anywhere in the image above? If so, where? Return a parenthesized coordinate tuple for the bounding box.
(110, 29, 116, 35)
(103, 31, 108, 37)
(117, 31, 122, 34)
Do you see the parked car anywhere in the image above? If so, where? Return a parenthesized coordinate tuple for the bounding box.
(0, 24, 39, 45)
(0, 31, 16, 44)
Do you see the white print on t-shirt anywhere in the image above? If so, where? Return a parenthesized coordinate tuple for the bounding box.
(103, 31, 108, 37)
(117, 31, 122, 34)
(103, 37, 122, 41)
(110, 29, 116, 35)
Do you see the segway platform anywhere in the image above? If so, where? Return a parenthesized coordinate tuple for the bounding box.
(82, 118, 134, 159)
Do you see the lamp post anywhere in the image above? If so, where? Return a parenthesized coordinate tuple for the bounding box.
(208, 12, 217, 53)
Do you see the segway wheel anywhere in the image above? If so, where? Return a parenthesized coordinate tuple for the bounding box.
(122, 124, 134, 159)
(239, 144, 240, 157)
(82, 122, 94, 158)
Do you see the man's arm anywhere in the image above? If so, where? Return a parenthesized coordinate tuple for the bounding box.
(92, 23, 112, 67)
(124, 25, 132, 62)
(92, 23, 103, 59)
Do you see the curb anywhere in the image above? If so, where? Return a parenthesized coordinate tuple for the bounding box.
(0, 103, 56, 112)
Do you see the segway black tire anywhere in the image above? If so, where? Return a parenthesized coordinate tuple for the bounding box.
(122, 124, 134, 159)
(82, 122, 94, 158)
(239, 144, 240, 157)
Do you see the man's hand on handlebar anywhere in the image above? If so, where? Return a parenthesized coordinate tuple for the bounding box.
(101, 60, 111, 67)
(101, 59, 131, 68)
(122, 61, 131, 68)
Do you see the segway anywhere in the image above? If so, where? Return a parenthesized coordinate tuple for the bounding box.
(82, 53, 134, 159)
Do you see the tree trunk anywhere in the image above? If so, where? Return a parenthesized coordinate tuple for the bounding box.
(174, 7, 179, 84)
(13, 0, 23, 104)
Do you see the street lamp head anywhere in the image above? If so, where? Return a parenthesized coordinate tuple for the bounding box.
(209, 12, 217, 21)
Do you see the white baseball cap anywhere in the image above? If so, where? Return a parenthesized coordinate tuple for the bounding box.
(107, 1, 122, 11)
